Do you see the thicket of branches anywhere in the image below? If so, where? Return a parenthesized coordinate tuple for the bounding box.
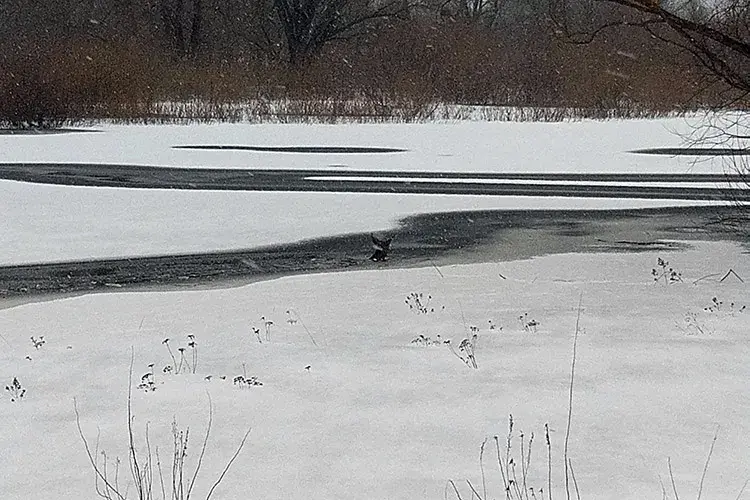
(546, 0, 749, 225)
(0, 0, 746, 127)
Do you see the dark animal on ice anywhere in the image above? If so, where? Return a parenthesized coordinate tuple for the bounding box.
(370, 233, 392, 262)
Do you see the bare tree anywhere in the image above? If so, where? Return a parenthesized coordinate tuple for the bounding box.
(552, 0, 749, 98)
(158, 0, 204, 58)
(435, 0, 504, 26)
(434, 0, 553, 29)
(273, 0, 410, 65)
(211, 0, 284, 59)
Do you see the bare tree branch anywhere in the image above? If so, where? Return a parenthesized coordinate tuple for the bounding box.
(551, 0, 750, 95)
(273, 0, 410, 64)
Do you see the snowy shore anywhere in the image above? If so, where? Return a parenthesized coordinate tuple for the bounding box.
(1, 239, 748, 500)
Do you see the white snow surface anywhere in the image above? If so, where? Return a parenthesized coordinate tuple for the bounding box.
(305, 176, 740, 188)
(0, 119, 733, 265)
(1, 241, 748, 500)
(0, 119, 717, 173)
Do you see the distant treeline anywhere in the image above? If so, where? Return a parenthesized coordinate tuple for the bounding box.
(0, 0, 737, 126)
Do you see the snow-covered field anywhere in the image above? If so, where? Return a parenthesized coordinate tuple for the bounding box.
(1, 240, 748, 500)
(2, 118, 748, 500)
(0, 119, 733, 265)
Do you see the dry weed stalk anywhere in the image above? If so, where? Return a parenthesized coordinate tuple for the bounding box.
(75, 350, 251, 500)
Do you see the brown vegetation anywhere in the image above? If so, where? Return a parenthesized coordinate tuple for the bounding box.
(0, 0, 741, 127)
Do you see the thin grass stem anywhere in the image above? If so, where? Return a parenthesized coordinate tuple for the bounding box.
(205, 427, 252, 500)
(668, 457, 680, 500)
(564, 293, 583, 500)
(696, 427, 719, 500)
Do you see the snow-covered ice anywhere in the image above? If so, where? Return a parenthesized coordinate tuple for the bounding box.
(1, 117, 748, 500)
(0, 119, 718, 174)
(1, 240, 748, 500)
(0, 119, 734, 265)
